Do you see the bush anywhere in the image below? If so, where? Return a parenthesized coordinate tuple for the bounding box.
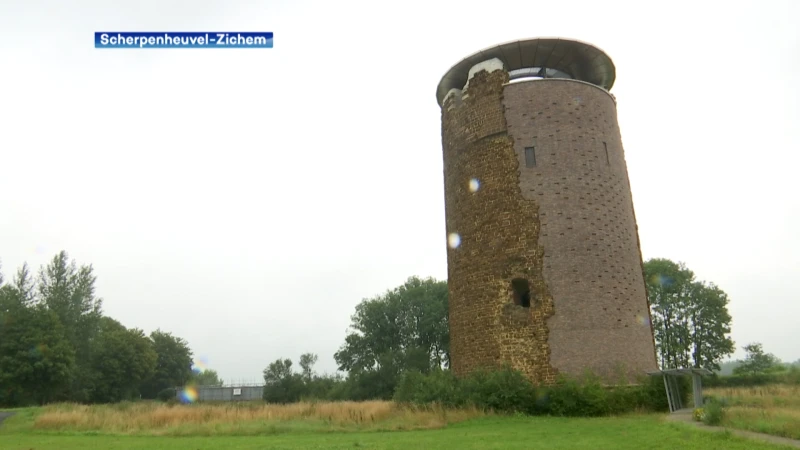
(701, 398, 725, 426)
(301, 374, 349, 402)
(786, 366, 800, 385)
(156, 388, 176, 402)
(634, 374, 676, 412)
(703, 368, 800, 388)
(393, 366, 672, 417)
(544, 375, 610, 417)
(394, 369, 463, 408)
(460, 366, 538, 414)
(263, 374, 306, 404)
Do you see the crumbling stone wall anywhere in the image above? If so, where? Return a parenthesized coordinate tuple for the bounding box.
(442, 65, 558, 385)
(441, 61, 658, 386)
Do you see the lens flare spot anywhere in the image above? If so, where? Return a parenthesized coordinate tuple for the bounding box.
(448, 233, 461, 249)
(649, 274, 674, 287)
(29, 343, 48, 358)
(192, 356, 209, 374)
(636, 315, 651, 327)
(179, 385, 198, 404)
(468, 178, 480, 192)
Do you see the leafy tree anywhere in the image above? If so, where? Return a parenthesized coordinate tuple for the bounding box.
(88, 317, 157, 403)
(37, 251, 104, 344)
(12, 263, 36, 306)
(306, 372, 348, 400)
(335, 276, 449, 373)
(0, 284, 75, 406)
(644, 259, 734, 371)
(688, 281, 735, 371)
(733, 343, 782, 376)
(333, 276, 449, 399)
(36, 251, 103, 400)
(644, 259, 695, 369)
(191, 369, 223, 386)
(299, 353, 318, 382)
(1, 253, 200, 406)
(140, 330, 193, 398)
(262, 358, 305, 403)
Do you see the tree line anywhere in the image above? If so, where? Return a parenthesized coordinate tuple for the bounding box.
(0, 251, 200, 406)
(719, 351, 800, 376)
(262, 258, 743, 402)
(260, 276, 449, 402)
(1, 250, 748, 407)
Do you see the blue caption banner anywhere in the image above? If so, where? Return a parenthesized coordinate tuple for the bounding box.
(95, 32, 273, 48)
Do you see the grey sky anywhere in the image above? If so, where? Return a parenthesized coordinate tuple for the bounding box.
(0, 0, 797, 382)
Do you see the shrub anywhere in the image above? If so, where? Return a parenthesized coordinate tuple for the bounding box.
(156, 388, 176, 402)
(393, 367, 672, 417)
(459, 366, 538, 414)
(263, 373, 306, 404)
(394, 369, 463, 408)
(703, 369, 800, 388)
(701, 398, 725, 426)
(543, 374, 610, 417)
(606, 384, 650, 414)
(634, 374, 675, 412)
(693, 407, 705, 422)
(786, 366, 800, 385)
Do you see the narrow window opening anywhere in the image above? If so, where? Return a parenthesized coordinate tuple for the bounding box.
(511, 278, 531, 308)
(603, 142, 610, 165)
(525, 147, 536, 167)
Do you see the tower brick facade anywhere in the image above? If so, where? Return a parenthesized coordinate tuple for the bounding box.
(438, 39, 658, 384)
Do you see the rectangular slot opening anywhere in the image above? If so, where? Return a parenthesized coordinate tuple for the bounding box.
(525, 147, 536, 167)
(603, 142, 610, 165)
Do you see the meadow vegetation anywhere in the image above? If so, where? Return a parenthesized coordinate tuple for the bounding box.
(5, 400, 484, 436)
(0, 403, 793, 450)
(704, 383, 800, 440)
(3, 253, 796, 449)
(392, 366, 677, 417)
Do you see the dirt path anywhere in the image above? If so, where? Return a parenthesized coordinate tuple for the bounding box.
(666, 408, 800, 449)
(0, 412, 15, 426)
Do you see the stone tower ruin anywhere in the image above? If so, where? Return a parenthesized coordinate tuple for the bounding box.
(437, 37, 658, 384)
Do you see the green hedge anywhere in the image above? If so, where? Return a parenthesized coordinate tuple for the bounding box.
(393, 366, 676, 417)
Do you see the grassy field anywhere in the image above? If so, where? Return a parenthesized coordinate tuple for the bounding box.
(1, 401, 796, 449)
(705, 384, 800, 440)
(1, 401, 486, 436)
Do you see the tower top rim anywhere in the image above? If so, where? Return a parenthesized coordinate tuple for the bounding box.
(436, 37, 616, 106)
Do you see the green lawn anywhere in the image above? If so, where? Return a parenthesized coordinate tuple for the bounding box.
(0, 413, 795, 450)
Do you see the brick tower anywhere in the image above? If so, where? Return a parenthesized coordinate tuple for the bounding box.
(437, 38, 658, 384)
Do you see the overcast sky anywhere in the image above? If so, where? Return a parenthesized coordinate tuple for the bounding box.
(0, 0, 797, 382)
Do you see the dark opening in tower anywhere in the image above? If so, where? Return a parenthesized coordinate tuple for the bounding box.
(511, 278, 531, 308)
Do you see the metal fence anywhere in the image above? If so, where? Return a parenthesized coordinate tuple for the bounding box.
(178, 383, 265, 402)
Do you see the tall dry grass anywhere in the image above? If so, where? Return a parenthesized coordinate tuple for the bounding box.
(32, 400, 488, 436)
(704, 384, 800, 440)
(705, 384, 800, 409)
